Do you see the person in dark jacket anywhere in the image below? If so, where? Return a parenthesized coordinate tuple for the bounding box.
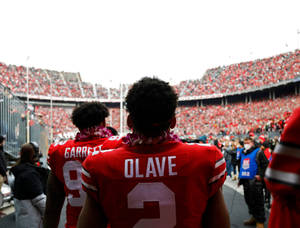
(11, 143, 47, 228)
(0, 135, 7, 217)
(0, 135, 7, 190)
(223, 140, 233, 178)
(257, 140, 271, 208)
(231, 140, 239, 180)
(257, 141, 271, 180)
(238, 137, 265, 228)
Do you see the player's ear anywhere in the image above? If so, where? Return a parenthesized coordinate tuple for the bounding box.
(127, 115, 133, 129)
(170, 116, 176, 129)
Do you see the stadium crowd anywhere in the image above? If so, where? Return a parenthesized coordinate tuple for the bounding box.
(29, 94, 299, 140)
(174, 49, 299, 97)
(175, 95, 299, 137)
(0, 50, 299, 99)
(0, 49, 298, 142)
(33, 106, 121, 139)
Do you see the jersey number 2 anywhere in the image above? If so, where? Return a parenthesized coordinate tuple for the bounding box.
(128, 182, 176, 228)
(63, 160, 86, 207)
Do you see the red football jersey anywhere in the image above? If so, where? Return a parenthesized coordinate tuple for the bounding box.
(101, 135, 124, 150)
(265, 143, 300, 228)
(47, 138, 108, 228)
(82, 141, 226, 228)
(265, 107, 300, 228)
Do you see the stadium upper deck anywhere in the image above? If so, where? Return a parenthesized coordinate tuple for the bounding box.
(0, 49, 299, 139)
(0, 49, 299, 101)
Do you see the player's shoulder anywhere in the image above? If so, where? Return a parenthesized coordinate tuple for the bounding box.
(83, 137, 124, 166)
(82, 147, 106, 172)
(48, 139, 74, 156)
(179, 142, 221, 159)
(181, 142, 218, 151)
(101, 135, 124, 150)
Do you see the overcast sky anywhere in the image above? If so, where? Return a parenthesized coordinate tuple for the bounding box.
(0, 0, 299, 87)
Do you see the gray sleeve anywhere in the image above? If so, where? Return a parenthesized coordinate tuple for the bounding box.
(31, 193, 46, 216)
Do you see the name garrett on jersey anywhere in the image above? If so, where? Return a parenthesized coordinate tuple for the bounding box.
(64, 145, 102, 159)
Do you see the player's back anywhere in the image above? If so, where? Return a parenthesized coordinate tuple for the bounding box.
(48, 138, 108, 228)
(82, 141, 226, 228)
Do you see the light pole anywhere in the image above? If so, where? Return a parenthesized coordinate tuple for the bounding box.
(297, 29, 300, 50)
(108, 80, 112, 126)
(26, 56, 30, 143)
(50, 77, 53, 143)
(120, 83, 123, 136)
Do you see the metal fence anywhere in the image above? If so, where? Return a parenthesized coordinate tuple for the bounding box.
(0, 84, 49, 158)
(30, 122, 49, 157)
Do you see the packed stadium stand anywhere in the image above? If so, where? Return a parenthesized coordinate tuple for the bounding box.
(32, 106, 122, 139)
(34, 106, 75, 137)
(0, 49, 299, 142)
(175, 95, 298, 137)
(1, 50, 298, 99)
(174, 49, 299, 97)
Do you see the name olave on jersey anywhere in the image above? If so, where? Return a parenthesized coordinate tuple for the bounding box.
(124, 156, 178, 178)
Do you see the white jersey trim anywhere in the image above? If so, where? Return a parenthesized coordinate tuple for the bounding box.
(274, 144, 300, 159)
(81, 168, 91, 178)
(209, 168, 226, 184)
(187, 143, 211, 146)
(100, 149, 115, 153)
(81, 179, 98, 191)
(265, 167, 300, 186)
(215, 157, 225, 168)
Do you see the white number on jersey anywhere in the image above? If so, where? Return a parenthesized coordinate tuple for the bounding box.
(108, 136, 121, 141)
(127, 182, 176, 228)
(53, 140, 68, 147)
(63, 160, 86, 207)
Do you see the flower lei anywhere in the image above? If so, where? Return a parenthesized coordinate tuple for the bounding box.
(75, 125, 113, 141)
(122, 131, 181, 146)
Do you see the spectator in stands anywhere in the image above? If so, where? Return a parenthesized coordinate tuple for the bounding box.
(265, 107, 300, 228)
(11, 143, 47, 228)
(78, 77, 230, 228)
(198, 135, 207, 143)
(249, 132, 255, 141)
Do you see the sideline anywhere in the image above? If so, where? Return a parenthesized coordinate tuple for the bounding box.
(224, 176, 244, 195)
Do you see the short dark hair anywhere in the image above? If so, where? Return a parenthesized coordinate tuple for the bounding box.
(125, 77, 178, 137)
(0, 135, 5, 144)
(262, 140, 270, 148)
(20, 143, 35, 164)
(244, 137, 254, 143)
(71, 102, 109, 130)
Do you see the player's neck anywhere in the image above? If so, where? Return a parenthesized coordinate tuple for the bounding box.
(75, 125, 112, 141)
(122, 131, 181, 146)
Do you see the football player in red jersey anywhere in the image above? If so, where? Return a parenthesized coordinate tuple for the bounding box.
(78, 77, 230, 228)
(265, 107, 300, 228)
(44, 102, 114, 228)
